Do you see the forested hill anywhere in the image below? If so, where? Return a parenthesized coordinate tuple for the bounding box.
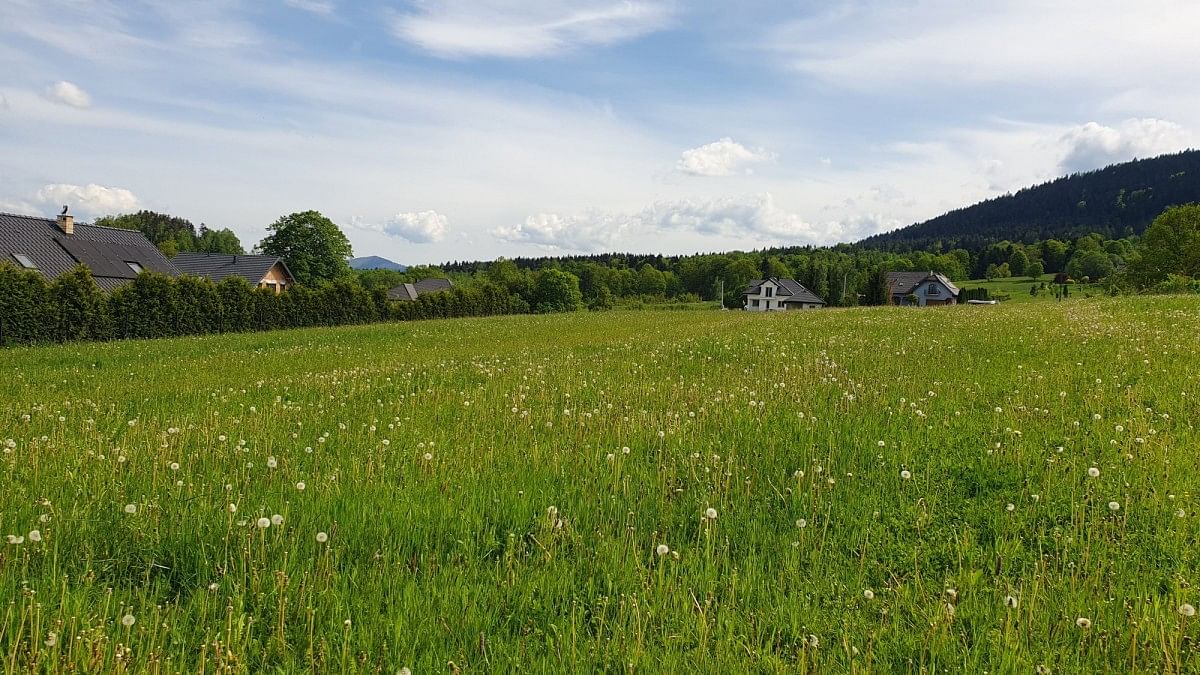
(859, 150, 1200, 251)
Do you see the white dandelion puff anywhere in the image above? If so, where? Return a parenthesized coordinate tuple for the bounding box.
(900, 470, 912, 480)
(656, 544, 669, 556)
(121, 614, 136, 627)
(28, 530, 41, 542)
(705, 507, 718, 520)
(271, 514, 284, 526)
(863, 589, 875, 600)
(256, 517, 271, 529)
(124, 503, 137, 514)
(1004, 595, 1018, 609)
(1179, 603, 1196, 617)
(316, 531, 329, 543)
(1075, 617, 1092, 629)
(1087, 467, 1100, 478)
(1108, 501, 1120, 511)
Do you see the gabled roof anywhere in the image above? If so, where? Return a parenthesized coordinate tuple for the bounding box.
(172, 252, 293, 284)
(744, 277, 826, 305)
(0, 212, 178, 291)
(887, 271, 960, 296)
(388, 277, 453, 301)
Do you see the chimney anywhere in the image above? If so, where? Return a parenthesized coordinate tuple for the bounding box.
(57, 213, 74, 235)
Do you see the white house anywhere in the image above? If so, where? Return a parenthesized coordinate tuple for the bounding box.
(743, 278, 826, 311)
(887, 272, 960, 306)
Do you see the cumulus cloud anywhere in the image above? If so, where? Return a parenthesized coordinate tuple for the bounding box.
(391, 0, 674, 58)
(44, 81, 91, 108)
(493, 194, 875, 252)
(33, 183, 141, 217)
(676, 138, 776, 177)
(283, 0, 335, 15)
(1059, 118, 1195, 173)
(354, 211, 449, 243)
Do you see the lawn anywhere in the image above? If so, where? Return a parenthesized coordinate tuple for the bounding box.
(2, 297, 1199, 672)
(957, 274, 1103, 303)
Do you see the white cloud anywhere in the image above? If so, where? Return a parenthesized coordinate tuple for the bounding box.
(493, 194, 874, 252)
(771, 1, 1200, 93)
(283, 0, 335, 15)
(677, 138, 775, 177)
(33, 183, 141, 217)
(44, 81, 91, 108)
(390, 0, 674, 58)
(354, 211, 450, 243)
(1058, 119, 1194, 174)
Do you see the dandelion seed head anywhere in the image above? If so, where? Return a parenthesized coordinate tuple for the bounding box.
(121, 614, 136, 627)
(1075, 617, 1092, 629)
(863, 589, 874, 600)
(316, 532, 329, 543)
(28, 530, 41, 542)
(123, 503, 136, 514)
(656, 544, 669, 556)
(705, 507, 718, 520)
(256, 517, 271, 529)
(1087, 467, 1101, 478)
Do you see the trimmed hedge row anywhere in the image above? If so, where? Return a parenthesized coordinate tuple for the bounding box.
(0, 264, 526, 346)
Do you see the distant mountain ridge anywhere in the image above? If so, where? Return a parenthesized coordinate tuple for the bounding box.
(859, 150, 1200, 250)
(349, 256, 406, 271)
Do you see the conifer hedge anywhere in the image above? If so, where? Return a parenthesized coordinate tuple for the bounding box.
(0, 263, 528, 347)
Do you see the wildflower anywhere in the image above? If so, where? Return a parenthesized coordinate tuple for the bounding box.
(656, 544, 669, 556)
(1108, 501, 1120, 511)
(1180, 603, 1196, 617)
(1006, 503, 1015, 512)
(316, 532, 329, 543)
(1036, 665, 1051, 674)
(267, 456, 278, 469)
(877, 440, 885, 447)
(121, 614, 136, 627)
(423, 452, 433, 461)
(945, 588, 958, 601)
(296, 481, 306, 491)
(344, 619, 352, 628)
(1004, 595, 1018, 609)
(400, 668, 412, 675)
(169, 462, 180, 471)
(1087, 467, 1100, 478)
(606, 453, 615, 462)
(807, 634, 819, 648)
(705, 507, 718, 520)
(124, 503, 137, 514)
(44, 632, 57, 647)
(796, 519, 807, 528)
(208, 582, 220, 592)
(863, 589, 875, 600)
(256, 517, 271, 529)
(6, 535, 24, 545)
(900, 470, 912, 480)
(28, 530, 41, 542)
(1075, 617, 1092, 629)
(271, 514, 284, 526)
(1177, 509, 1187, 518)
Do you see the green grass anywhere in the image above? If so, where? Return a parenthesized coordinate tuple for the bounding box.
(958, 274, 1103, 303)
(2, 297, 1199, 672)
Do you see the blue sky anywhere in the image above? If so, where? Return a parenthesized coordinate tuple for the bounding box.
(2, 1, 1197, 264)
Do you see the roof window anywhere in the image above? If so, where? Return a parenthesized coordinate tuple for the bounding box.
(12, 253, 37, 269)
(126, 261, 144, 274)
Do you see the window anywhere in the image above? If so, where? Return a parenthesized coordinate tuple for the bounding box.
(927, 284, 940, 295)
(12, 253, 36, 269)
(765, 286, 774, 297)
(126, 261, 144, 274)
(751, 299, 760, 307)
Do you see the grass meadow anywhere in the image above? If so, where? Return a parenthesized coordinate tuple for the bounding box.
(2, 297, 1199, 673)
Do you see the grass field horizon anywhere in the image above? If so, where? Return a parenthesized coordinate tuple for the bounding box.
(3, 297, 1199, 672)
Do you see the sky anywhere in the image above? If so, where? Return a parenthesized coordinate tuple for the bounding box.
(1, 1, 1198, 265)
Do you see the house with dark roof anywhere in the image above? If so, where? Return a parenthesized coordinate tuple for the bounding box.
(172, 252, 295, 293)
(887, 271, 960, 306)
(388, 277, 454, 301)
(0, 211, 179, 291)
(743, 278, 826, 311)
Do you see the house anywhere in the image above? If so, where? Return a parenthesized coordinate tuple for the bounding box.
(172, 252, 295, 293)
(0, 211, 179, 291)
(388, 277, 454, 301)
(888, 271, 960, 306)
(743, 278, 826, 311)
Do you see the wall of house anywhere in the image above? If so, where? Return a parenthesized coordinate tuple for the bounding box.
(784, 302, 823, 310)
(745, 281, 785, 311)
(258, 263, 293, 293)
(894, 280, 957, 306)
